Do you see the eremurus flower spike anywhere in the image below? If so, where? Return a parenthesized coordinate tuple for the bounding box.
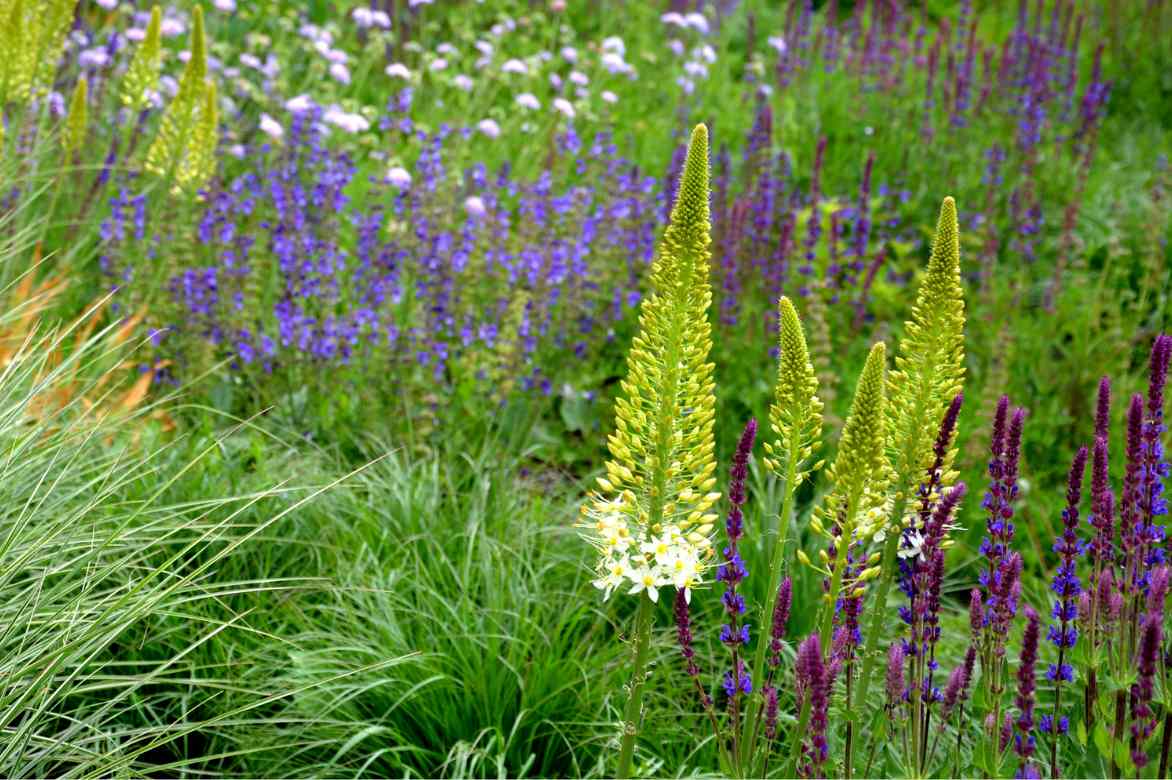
(813, 340, 888, 650)
(853, 197, 966, 758)
(580, 124, 717, 778)
(746, 295, 824, 757)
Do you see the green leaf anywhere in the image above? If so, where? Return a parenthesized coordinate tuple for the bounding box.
(1114, 738, 1135, 774)
(1076, 717, 1088, 748)
(1093, 722, 1112, 758)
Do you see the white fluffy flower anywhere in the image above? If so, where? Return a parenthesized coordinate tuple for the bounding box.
(553, 97, 575, 118)
(601, 90, 618, 104)
(285, 94, 314, 113)
(515, 92, 539, 110)
(385, 166, 412, 189)
(501, 58, 527, 74)
(464, 195, 487, 217)
(385, 62, 411, 79)
(476, 118, 501, 138)
(329, 62, 351, 84)
(569, 70, 588, 86)
(258, 113, 283, 140)
(684, 12, 710, 34)
(453, 74, 474, 91)
(322, 106, 370, 133)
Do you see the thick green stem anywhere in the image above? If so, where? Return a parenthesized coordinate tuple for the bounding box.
(616, 595, 655, 778)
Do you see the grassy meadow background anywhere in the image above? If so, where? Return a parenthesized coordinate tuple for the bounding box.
(0, 0, 1169, 776)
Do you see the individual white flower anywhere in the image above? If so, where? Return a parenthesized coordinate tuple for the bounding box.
(385, 166, 412, 189)
(285, 94, 314, 113)
(385, 62, 411, 79)
(475, 40, 493, 57)
(569, 70, 588, 86)
(240, 53, 262, 70)
(600, 52, 631, 75)
(258, 113, 283, 140)
(160, 16, 185, 37)
(227, 143, 246, 159)
(515, 92, 540, 110)
(453, 74, 474, 91)
(601, 36, 625, 56)
(476, 118, 501, 138)
(553, 97, 575, 118)
(898, 530, 927, 561)
(549, 73, 562, 89)
(561, 46, 578, 62)
(668, 39, 685, 57)
(628, 566, 662, 602)
(159, 75, 180, 97)
(323, 106, 370, 133)
(430, 57, 448, 71)
(330, 62, 351, 84)
(768, 35, 787, 54)
(125, 27, 145, 41)
(660, 12, 685, 26)
(684, 12, 710, 34)
(213, 0, 236, 11)
(699, 44, 717, 63)
(371, 10, 391, 28)
(95, 0, 117, 7)
(409, 0, 433, 6)
(464, 195, 487, 217)
(684, 60, 707, 79)
(593, 556, 631, 601)
(353, 8, 375, 27)
(501, 58, 527, 74)
(677, 76, 694, 95)
(601, 90, 618, 104)
(321, 46, 348, 65)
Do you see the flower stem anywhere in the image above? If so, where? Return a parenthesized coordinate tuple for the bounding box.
(617, 594, 655, 778)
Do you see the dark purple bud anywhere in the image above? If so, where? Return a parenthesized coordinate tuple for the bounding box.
(1095, 376, 1111, 441)
(885, 642, 905, 706)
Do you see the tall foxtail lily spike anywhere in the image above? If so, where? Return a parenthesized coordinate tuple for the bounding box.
(579, 122, 718, 605)
(745, 295, 825, 766)
(62, 77, 87, 159)
(809, 340, 888, 648)
(145, 5, 215, 191)
(121, 6, 163, 113)
(0, 0, 75, 105)
(852, 197, 966, 757)
(591, 123, 717, 780)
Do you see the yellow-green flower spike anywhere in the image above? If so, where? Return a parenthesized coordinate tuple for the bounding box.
(885, 196, 966, 499)
(812, 341, 888, 650)
(61, 77, 87, 158)
(0, 0, 33, 105)
(121, 6, 163, 112)
(579, 123, 718, 601)
(146, 6, 213, 187)
(763, 296, 823, 483)
(814, 341, 889, 548)
(174, 79, 218, 193)
(33, 0, 75, 97)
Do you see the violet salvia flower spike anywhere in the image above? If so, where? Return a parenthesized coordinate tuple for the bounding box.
(718, 419, 757, 719)
(796, 635, 829, 778)
(1044, 445, 1087, 777)
(1013, 606, 1041, 777)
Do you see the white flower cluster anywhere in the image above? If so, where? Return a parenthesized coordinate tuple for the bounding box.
(580, 497, 712, 604)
